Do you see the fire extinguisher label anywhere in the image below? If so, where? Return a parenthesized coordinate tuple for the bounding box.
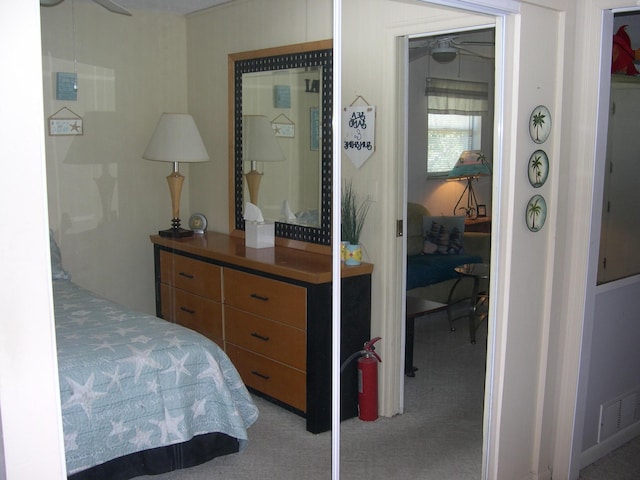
(358, 369, 363, 394)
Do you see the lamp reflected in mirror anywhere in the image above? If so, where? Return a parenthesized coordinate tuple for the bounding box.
(448, 150, 491, 219)
(242, 115, 286, 205)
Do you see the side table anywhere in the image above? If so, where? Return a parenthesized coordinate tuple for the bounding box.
(448, 263, 490, 344)
(405, 296, 448, 376)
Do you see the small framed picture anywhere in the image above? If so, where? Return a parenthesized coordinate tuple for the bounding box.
(273, 85, 291, 108)
(310, 107, 319, 151)
(477, 205, 487, 217)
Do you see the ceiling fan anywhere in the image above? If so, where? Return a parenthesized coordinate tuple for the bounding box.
(40, 0, 132, 16)
(410, 35, 494, 63)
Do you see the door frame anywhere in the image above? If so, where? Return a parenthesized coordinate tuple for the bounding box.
(389, 2, 513, 479)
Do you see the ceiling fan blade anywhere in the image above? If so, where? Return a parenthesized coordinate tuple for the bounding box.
(93, 0, 132, 16)
(457, 46, 494, 61)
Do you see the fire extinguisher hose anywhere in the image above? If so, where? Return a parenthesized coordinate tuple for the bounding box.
(340, 351, 363, 373)
(340, 337, 382, 372)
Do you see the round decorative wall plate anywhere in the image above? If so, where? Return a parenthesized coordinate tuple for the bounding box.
(528, 149, 549, 188)
(188, 213, 207, 234)
(525, 195, 547, 232)
(529, 105, 551, 144)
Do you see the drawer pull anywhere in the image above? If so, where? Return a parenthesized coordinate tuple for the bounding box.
(250, 293, 269, 302)
(250, 332, 270, 342)
(179, 272, 194, 279)
(251, 370, 270, 380)
(180, 306, 196, 314)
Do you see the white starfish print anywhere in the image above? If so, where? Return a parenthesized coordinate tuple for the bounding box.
(163, 352, 191, 384)
(109, 419, 130, 442)
(131, 335, 152, 344)
(115, 326, 138, 337)
(129, 426, 154, 449)
(147, 378, 160, 394)
(62, 373, 106, 419)
(64, 431, 79, 452)
(191, 397, 207, 419)
(118, 345, 161, 383)
(102, 365, 125, 392)
(197, 351, 225, 389)
(166, 335, 186, 350)
(149, 408, 185, 443)
(93, 340, 115, 352)
(70, 313, 90, 326)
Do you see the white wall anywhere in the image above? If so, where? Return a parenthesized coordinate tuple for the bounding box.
(185, 0, 333, 235)
(41, 3, 189, 314)
(0, 2, 67, 478)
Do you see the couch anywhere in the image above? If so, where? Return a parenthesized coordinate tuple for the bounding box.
(406, 202, 490, 304)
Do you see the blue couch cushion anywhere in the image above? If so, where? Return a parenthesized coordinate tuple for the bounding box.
(406, 253, 482, 291)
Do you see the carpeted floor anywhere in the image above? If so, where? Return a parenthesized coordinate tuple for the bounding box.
(139, 306, 639, 479)
(142, 306, 486, 480)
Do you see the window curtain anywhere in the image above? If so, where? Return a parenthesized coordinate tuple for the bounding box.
(425, 77, 489, 115)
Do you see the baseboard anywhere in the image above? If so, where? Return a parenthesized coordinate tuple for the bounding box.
(517, 467, 551, 480)
(580, 422, 640, 469)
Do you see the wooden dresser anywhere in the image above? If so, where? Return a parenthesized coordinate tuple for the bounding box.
(151, 232, 373, 433)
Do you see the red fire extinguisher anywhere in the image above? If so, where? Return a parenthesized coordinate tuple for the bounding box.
(357, 337, 382, 421)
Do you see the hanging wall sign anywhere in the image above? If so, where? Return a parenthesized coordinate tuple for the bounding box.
(48, 107, 83, 136)
(342, 104, 376, 169)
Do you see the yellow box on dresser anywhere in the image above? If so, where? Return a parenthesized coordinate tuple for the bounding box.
(151, 232, 373, 433)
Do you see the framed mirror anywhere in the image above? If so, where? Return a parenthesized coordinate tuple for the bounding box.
(228, 40, 333, 247)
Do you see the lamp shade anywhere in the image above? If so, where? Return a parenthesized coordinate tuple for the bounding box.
(448, 150, 491, 179)
(243, 115, 286, 163)
(143, 113, 209, 163)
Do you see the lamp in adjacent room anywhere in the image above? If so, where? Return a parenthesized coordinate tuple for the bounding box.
(243, 115, 286, 205)
(143, 113, 209, 238)
(448, 150, 491, 218)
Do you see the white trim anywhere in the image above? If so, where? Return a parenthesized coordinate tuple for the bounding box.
(332, 2, 343, 479)
(580, 421, 640, 469)
(414, 0, 520, 15)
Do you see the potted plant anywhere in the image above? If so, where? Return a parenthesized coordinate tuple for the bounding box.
(341, 180, 371, 265)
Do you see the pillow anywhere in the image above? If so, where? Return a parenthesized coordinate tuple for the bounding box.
(50, 230, 71, 280)
(422, 216, 465, 255)
(407, 202, 431, 256)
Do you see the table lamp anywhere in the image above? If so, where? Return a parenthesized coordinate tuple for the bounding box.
(143, 113, 209, 237)
(448, 150, 491, 218)
(243, 115, 286, 205)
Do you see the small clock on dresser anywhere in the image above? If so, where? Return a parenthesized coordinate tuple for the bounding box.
(188, 213, 207, 234)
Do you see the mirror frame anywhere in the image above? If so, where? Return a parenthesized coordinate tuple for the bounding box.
(228, 40, 333, 248)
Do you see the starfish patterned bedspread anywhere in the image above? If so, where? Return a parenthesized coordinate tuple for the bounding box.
(53, 279, 259, 475)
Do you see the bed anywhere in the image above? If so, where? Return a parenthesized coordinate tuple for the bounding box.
(50, 234, 258, 480)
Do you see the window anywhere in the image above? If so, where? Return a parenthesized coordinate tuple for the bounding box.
(425, 78, 488, 177)
(427, 113, 482, 175)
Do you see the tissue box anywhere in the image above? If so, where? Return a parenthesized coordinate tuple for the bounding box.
(245, 222, 275, 249)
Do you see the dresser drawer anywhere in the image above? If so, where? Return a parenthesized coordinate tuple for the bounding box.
(223, 268, 306, 329)
(225, 306, 306, 371)
(225, 343, 306, 412)
(160, 250, 221, 301)
(160, 284, 223, 345)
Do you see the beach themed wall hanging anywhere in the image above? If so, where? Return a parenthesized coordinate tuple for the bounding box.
(342, 95, 376, 169)
(48, 107, 83, 136)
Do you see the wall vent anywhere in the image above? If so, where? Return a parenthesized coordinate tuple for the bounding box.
(598, 387, 640, 443)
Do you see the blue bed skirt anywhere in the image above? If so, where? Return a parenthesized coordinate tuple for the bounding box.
(406, 253, 482, 291)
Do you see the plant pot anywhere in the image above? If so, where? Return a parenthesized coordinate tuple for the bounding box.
(340, 241, 349, 262)
(345, 243, 362, 265)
